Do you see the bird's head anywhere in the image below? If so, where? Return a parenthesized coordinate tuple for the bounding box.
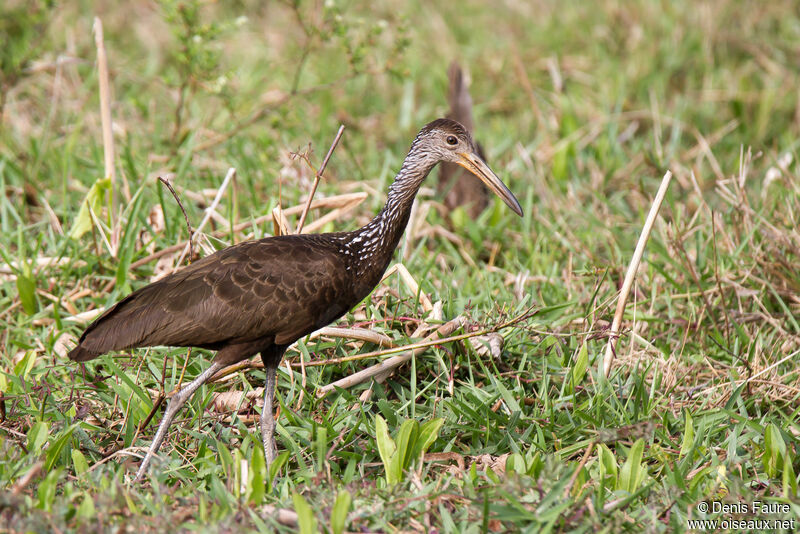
(414, 118, 523, 217)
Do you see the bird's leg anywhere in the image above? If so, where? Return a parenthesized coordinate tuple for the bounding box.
(260, 360, 278, 467)
(134, 360, 224, 482)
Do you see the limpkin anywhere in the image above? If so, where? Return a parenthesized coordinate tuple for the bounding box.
(68, 118, 523, 482)
(438, 62, 490, 218)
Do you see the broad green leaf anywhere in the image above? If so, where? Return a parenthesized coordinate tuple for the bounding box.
(412, 418, 444, 462)
(250, 444, 266, 504)
(375, 415, 396, 483)
(395, 418, 417, 471)
(619, 439, 646, 493)
(27, 421, 49, 454)
(45, 423, 78, 470)
(506, 453, 527, 475)
(598, 443, 618, 500)
(292, 491, 318, 534)
(16, 271, 37, 314)
(330, 490, 352, 534)
(37, 469, 60, 512)
(268, 451, 290, 483)
(763, 423, 786, 478)
(571, 341, 589, 390)
(680, 410, 694, 458)
(492, 375, 521, 413)
(552, 143, 570, 182)
(315, 424, 327, 471)
(70, 176, 111, 239)
(77, 493, 96, 519)
(783, 455, 797, 497)
(14, 350, 36, 379)
(72, 449, 89, 476)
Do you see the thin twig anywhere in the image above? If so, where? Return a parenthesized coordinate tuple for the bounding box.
(158, 176, 194, 263)
(296, 125, 345, 233)
(603, 170, 673, 378)
(174, 167, 236, 268)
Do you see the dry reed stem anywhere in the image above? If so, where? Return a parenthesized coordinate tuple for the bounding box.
(93, 18, 116, 232)
(603, 170, 673, 378)
(296, 124, 345, 233)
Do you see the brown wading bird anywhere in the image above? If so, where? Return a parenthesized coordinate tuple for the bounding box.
(438, 62, 490, 218)
(68, 118, 523, 482)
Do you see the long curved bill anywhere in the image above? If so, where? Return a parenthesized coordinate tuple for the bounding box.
(457, 152, 524, 217)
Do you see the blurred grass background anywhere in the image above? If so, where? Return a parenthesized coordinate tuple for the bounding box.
(1, 0, 800, 531)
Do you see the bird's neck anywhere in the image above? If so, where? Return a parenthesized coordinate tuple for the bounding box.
(346, 147, 436, 279)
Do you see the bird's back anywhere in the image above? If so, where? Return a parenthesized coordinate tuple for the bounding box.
(69, 234, 356, 363)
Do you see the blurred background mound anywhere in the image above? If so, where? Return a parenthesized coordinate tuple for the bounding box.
(437, 62, 489, 219)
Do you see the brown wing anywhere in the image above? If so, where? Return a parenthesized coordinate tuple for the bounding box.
(74, 235, 354, 357)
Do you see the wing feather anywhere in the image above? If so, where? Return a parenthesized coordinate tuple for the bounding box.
(77, 235, 355, 355)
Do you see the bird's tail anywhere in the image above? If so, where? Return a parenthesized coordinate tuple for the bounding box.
(68, 344, 101, 362)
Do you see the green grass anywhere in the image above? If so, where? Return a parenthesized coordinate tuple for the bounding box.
(2, 0, 800, 531)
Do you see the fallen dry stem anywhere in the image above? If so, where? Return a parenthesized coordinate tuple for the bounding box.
(603, 170, 673, 378)
(316, 316, 467, 396)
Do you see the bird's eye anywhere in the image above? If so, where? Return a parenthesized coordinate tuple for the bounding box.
(446, 135, 458, 146)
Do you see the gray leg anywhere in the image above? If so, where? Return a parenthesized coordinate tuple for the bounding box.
(134, 361, 224, 482)
(260, 360, 278, 467)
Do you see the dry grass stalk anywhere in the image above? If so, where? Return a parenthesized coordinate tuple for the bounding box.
(603, 170, 673, 378)
(700, 346, 800, 397)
